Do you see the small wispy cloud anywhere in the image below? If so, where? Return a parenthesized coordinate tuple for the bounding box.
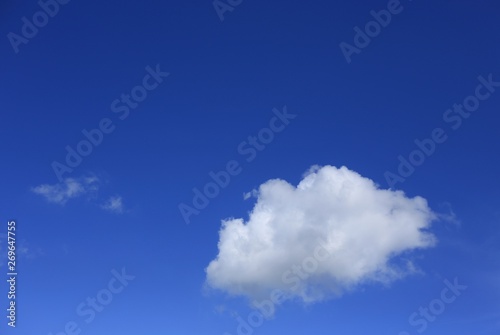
(101, 195, 125, 214)
(31, 176, 99, 205)
(0, 237, 42, 265)
(243, 189, 258, 200)
(17, 240, 43, 260)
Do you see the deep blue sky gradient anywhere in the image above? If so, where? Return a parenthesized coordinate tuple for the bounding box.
(1, 0, 500, 334)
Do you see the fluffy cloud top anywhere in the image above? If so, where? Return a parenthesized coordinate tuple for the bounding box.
(31, 176, 99, 205)
(205, 165, 436, 305)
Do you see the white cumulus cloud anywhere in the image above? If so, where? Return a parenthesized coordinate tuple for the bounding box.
(205, 165, 437, 306)
(31, 176, 99, 205)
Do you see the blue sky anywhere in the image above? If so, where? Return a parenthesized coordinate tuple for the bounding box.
(1, 0, 500, 334)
